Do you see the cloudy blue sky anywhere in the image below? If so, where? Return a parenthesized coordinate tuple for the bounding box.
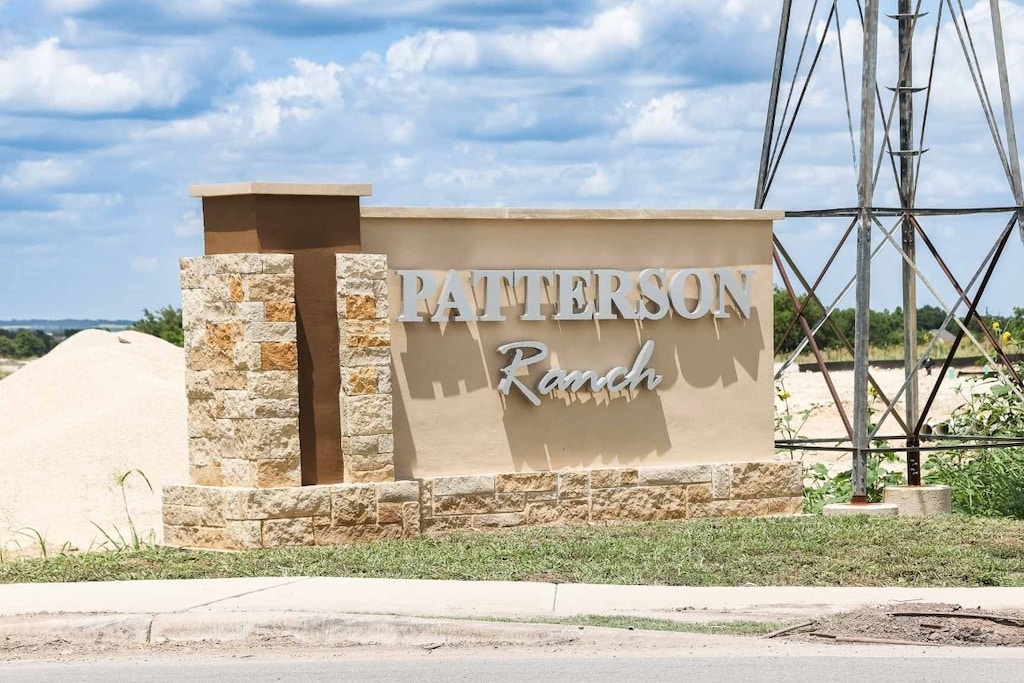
(0, 0, 1021, 320)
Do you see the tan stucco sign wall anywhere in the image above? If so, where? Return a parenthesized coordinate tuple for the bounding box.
(168, 185, 801, 552)
(361, 208, 780, 479)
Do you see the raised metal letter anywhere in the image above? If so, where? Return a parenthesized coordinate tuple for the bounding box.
(397, 270, 437, 322)
(431, 270, 477, 322)
(496, 341, 548, 406)
(553, 269, 595, 321)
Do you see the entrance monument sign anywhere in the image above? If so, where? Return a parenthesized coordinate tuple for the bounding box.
(163, 184, 803, 550)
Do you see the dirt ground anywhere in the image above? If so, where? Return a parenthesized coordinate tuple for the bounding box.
(782, 603, 1024, 646)
(0, 358, 26, 375)
(3, 604, 1021, 663)
(773, 364, 995, 471)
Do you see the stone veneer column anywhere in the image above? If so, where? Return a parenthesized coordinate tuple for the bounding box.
(336, 254, 394, 483)
(181, 254, 301, 488)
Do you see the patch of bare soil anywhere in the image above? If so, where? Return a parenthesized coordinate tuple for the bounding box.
(0, 631, 735, 663)
(780, 603, 1024, 646)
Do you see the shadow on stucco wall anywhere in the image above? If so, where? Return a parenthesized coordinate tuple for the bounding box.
(392, 299, 763, 476)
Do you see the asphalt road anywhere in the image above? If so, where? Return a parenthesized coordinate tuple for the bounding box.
(3, 655, 1024, 682)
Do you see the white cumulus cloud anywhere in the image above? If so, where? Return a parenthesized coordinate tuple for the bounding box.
(386, 29, 479, 72)
(245, 58, 344, 136)
(578, 165, 616, 197)
(0, 37, 190, 114)
(0, 158, 81, 192)
(497, 5, 642, 72)
(618, 92, 693, 144)
(387, 4, 642, 74)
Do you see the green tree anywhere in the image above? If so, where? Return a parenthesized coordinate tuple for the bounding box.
(0, 329, 54, 359)
(132, 306, 184, 346)
(1011, 307, 1024, 329)
(773, 287, 837, 354)
(773, 287, 797, 354)
(829, 307, 856, 349)
(916, 304, 950, 333)
(868, 308, 904, 348)
(12, 329, 49, 357)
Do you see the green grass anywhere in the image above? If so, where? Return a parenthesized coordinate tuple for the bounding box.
(2, 516, 1024, 586)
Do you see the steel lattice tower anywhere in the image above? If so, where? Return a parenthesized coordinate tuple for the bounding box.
(758, 0, 1024, 500)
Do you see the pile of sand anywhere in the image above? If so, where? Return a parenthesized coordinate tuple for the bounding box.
(0, 330, 188, 557)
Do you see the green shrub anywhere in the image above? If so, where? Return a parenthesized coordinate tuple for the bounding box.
(0, 329, 54, 359)
(792, 391, 907, 513)
(946, 376, 1024, 438)
(131, 306, 183, 346)
(925, 449, 1024, 518)
(924, 358, 1024, 518)
(803, 451, 905, 514)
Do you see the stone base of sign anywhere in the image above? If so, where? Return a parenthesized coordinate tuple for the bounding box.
(883, 485, 952, 516)
(822, 502, 899, 517)
(162, 461, 803, 550)
(162, 481, 420, 549)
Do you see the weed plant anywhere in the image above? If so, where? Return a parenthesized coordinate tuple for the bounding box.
(924, 351, 1024, 517)
(0, 469, 155, 564)
(926, 448, 1024, 517)
(803, 452, 904, 514)
(12, 528, 71, 560)
(775, 386, 906, 513)
(773, 378, 824, 459)
(90, 469, 156, 551)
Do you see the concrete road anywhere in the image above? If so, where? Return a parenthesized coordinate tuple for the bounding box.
(3, 653, 1024, 683)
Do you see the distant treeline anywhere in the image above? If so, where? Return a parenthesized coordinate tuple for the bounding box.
(0, 319, 132, 331)
(0, 326, 128, 359)
(774, 287, 1024, 354)
(0, 307, 183, 359)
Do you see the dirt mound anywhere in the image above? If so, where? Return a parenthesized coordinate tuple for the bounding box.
(0, 330, 188, 557)
(780, 603, 1024, 646)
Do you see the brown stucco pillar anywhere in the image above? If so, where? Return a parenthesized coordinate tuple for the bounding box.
(190, 182, 372, 485)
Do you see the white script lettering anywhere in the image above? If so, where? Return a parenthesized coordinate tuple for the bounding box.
(496, 340, 663, 406)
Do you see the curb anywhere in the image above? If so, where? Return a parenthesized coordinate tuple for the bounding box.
(0, 611, 706, 649)
(150, 612, 591, 647)
(0, 614, 152, 645)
